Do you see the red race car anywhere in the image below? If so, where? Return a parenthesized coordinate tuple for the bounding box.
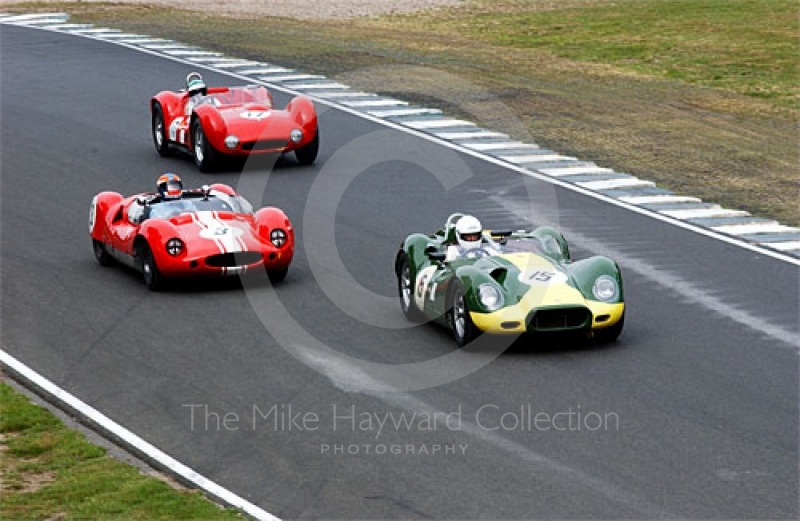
(89, 174, 294, 290)
(151, 72, 319, 171)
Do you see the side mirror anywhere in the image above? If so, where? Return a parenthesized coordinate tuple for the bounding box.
(135, 197, 147, 206)
(201, 185, 210, 200)
(427, 250, 447, 262)
(490, 229, 512, 245)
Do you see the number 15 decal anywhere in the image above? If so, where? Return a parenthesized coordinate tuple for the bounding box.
(518, 269, 567, 286)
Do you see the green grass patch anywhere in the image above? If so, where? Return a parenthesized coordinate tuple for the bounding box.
(0, 381, 243, 519)
(393, 0, 799, 107)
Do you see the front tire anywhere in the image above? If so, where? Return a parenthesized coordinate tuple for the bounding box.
(152, 102, 172, 157)
(191, 118, 217, 172)
(295, 129, 319, 166)
(138, 243, 164, 291)
(92, 239, 115, 267)
(595, 312, 624, 343)
(267, 267, 288, 283)
(397, 254, 424, 322)
(448, 281, 480, 347)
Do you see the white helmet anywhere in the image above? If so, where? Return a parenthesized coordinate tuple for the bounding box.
(185, 72, 206, 96)
(456, 215, 483, 250)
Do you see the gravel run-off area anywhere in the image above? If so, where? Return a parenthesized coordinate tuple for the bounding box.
(0, 0, 467, 19)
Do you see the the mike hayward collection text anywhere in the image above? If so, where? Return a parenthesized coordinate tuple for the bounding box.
(183, 403, 620, 435)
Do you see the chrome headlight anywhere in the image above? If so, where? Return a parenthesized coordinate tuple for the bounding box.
(290, 129, 303, 144)
(224, 135, 240, 149)
(166, 238, 184, 256)
(270, 229, 287, 247)
(478, 284, 503, 312)
(592, 275, 618, 302)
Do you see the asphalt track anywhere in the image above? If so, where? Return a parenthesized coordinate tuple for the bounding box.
(2, 24, 798, 519)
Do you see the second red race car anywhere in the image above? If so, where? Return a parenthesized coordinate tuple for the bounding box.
(151, 72, 319, 171)
(89, 174, 294, 290)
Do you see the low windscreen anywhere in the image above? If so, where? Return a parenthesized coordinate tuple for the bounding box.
(146, 193, 253, 220)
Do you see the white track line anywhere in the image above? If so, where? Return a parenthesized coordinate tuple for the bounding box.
(42, 23, 93, 31)
(539, 166, 615, 177)
(619, 195, 702, 205)
(96, 32, 147, 39)
(289, 82, 349, 90)
(502, 154, 577, 164)
(8, 18, 799, 268)
(0, 349, 280, 521)
(660, 208, 749, 220)
(712, 222, 798, 235)
(403, 119, 476, 129)
(341, 99, 408, 108)
(462, 142, 539, 151)
(257, 74, 324, 82)
(763, 241, 800, 251)
(115, 38, 171, 45)
(164, 50, 223, 57)
(315, 91, 376, 98)
(71, 28, 122, 35)
(436, 131, 509, 140)
(238, 67, 292, 75)
(141, 43, 191, 50)
(210, 61, 261, 69)
(368, 108, 442, 117)
(578, 178, 655, 190)
(0, 13, 68, 22)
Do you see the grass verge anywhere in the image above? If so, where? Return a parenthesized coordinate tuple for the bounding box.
(0, 380, 243, 519)
(3, 1, 799, 226)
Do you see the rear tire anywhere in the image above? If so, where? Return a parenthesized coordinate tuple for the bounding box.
(192, 118, 217, 172)
(295, 129, 319, 166)
(397, 254, 424, 322)
(92, 240, 115, 267)
(138, 243, 164, 291)
(448, 281, 480, 347)
(152, 102, 172, 157)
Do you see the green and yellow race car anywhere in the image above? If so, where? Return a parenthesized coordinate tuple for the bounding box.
(395, 213, 625, 346)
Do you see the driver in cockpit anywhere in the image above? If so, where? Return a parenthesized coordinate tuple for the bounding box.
(445, 215, 498, 261)
(184, 72, 208, 115)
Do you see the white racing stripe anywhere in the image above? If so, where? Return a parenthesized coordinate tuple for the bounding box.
(213, 211, 248, 253)
(192, 211, 225, 254)
(0, 349, 280, 521)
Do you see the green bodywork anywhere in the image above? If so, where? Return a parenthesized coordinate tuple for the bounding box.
(395, 214, 624, 333)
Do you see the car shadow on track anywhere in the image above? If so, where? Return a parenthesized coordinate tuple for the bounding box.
(459, 330, 622, 357)
(159, 149, 306, 174)
(107, 262, 283, 294)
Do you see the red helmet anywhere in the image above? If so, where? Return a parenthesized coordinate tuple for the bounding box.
(156, 173, 183, 200)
